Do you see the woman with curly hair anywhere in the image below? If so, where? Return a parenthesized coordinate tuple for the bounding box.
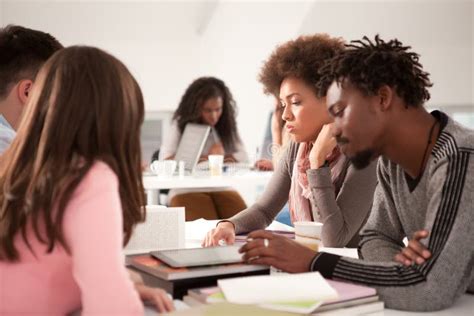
(203, 34, 377, 248)
(161, 76, 248, 220)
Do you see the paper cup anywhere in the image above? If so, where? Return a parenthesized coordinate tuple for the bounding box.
(294, 221, 322, 251)
(208, 155, 224, 176)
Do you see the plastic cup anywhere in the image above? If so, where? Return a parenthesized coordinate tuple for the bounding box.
(208, 155, 224, 177)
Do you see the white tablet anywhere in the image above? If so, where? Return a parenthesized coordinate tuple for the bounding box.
(150, 245, 243, 268)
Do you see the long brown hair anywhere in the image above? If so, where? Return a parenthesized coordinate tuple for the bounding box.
(172, 77, 241, 153)
(0, 46, 146, 261)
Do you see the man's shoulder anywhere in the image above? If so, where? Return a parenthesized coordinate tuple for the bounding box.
(0, 123, 16, 138)
(432, 119, 474, 164)
(0, 123, 16, 153)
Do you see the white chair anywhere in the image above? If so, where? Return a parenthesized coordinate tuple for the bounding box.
(124, 205, 185, 255)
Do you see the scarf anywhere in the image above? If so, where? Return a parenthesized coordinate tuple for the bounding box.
(288, 142, 347, 223)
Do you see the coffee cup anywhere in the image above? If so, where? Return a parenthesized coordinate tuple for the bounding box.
(150, 160, 177, 177)
(294, 221, 322, 251)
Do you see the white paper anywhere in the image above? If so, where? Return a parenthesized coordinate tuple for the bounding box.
(218, 272, 338, 304)
(124, 206, 185, 254)
(267, 221, 295, 232)
(185, 218, 221, 241)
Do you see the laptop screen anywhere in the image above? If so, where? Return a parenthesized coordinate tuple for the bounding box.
(174, 123, 211, 173)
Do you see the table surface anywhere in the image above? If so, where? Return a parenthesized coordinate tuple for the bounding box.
(143, 170, 273, 190)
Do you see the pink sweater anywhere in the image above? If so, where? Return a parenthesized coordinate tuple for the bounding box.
(0, 162, 144, 315)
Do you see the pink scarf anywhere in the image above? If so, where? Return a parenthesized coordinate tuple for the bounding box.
(288, 142, 345, 223)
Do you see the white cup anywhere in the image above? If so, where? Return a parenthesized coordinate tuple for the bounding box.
(162, 160, 177, 177)
(150, 160, 177, 177)
(178, 160, 185, 177)
(150, 160, 164, 175)
(208, 155, 224, 177)
(294, 221, 323, 251)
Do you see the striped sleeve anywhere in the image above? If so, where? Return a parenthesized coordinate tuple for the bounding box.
(312, 137, 474, 311)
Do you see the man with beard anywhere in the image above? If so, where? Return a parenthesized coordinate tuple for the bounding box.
(239, 35, 473, 312)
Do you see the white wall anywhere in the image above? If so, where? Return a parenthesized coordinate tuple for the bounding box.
(2, 0, 205, 111)
(194, 1, 315, 155)
(300, 0, 473, 108)
(2, 0, 473, 155)
(0, 0, 3, 25)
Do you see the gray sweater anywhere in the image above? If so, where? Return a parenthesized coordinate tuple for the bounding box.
(311, 111, 474, 311)
(229, 141, 378, 247)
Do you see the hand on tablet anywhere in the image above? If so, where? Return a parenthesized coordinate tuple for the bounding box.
(202, 221, 236, 247)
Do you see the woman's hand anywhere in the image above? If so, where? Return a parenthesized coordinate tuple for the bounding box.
(271, 102, 285, 146)
(202, 221, 236, 247)
(309, 123, 337, 169)
(255, 159, 274, 171)
(135, 284, 175, 313)
(239, 230, 317, 273)
(394, 230, 432, 266)
(208, 142, 225, 155)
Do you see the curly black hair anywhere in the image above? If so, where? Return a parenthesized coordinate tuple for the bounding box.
(259, 34, 345, 98)
(317, 35, 432, 107)
(173, 76, 241, 153)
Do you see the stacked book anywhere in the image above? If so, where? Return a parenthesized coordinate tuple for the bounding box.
(126, 253, 270, 298)
(183, 273, 383, 315)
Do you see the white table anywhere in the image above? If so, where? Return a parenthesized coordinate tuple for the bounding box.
(143, 170, 273, 205)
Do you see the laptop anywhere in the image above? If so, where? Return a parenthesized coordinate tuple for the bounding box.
(151, 245, 243, 268)
(174, 123, 211, 173)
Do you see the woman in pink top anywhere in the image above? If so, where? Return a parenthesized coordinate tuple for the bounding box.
(0, 46, 172, 315)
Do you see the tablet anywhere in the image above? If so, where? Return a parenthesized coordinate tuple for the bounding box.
(150, 245, 243, 268)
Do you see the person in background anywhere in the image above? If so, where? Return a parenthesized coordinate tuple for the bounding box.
(0, 46, 173, 314)
(161, 76, 249, 221)
(0, 25, 63, 154)
(203, 34, 378, 247)
(239, 35, 474, 311)
(254, 100, 292, 225)
(254, 99, 287, 171)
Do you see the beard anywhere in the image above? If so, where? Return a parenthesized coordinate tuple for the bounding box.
(349, 149, 374, 170)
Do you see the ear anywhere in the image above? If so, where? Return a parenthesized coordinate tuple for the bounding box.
(17, 79, 33, 105)
(377, 85, 393, 111)
(318, 96, 333, 123)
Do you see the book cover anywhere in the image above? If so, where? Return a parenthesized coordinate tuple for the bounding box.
(324, 279, 376, 303)
(187, 277, 379, 314)
(127, 254, 269, 281)
(316, 301, 384, 315)
(316, 296, 379, 313)
(186, 286, 378, 313)
(182, 295, 203, 307)
(188, 286, 226, 304)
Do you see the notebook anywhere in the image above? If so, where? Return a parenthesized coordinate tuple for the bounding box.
(174, 123, 211, 173)
(150, 245, 243, 268)
(218, 272, 338, 305)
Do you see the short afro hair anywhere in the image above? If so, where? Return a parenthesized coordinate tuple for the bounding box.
(259, 34, 345, 98)
(318, 35, 432, 107)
